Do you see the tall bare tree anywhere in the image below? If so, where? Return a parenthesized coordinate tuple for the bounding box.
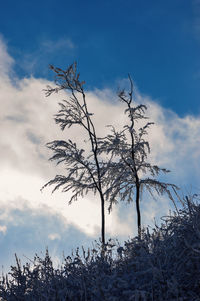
(99, 75, 178, 237)
(42, 63, 178, 241)
(42, 63, 109, 245)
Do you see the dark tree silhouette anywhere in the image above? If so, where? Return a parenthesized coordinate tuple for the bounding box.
(99, 75, 178, 237)
(42, 63, 178, 241)
(42, 63, 110, 245)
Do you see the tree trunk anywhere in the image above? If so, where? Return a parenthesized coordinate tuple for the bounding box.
(135, 183, 141, 238)
(100, 192, 105, 245)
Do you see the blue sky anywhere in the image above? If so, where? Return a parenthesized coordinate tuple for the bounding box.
(0, 0, 200, 273)
(1, 0, 200, 115)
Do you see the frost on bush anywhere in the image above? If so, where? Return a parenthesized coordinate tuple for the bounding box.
(1, 195, 200, 300)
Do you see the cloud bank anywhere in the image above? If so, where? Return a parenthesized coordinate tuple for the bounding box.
(0, 37, 200, 272)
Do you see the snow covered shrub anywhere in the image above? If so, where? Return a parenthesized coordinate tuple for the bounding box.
(1, 195, 200, 300)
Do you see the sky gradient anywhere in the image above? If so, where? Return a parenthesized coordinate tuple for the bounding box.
(0, 0, 200, 273)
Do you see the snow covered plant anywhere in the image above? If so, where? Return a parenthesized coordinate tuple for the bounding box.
(41, 63, 109, 245)
(42, 62, 177, 243)
(1, 194, 200, 300)
(98, 75, 178, 237)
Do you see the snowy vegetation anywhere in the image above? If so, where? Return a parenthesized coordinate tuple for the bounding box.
(1, 64, 197, 300)
(1, 195, 200, 300)
(42, 63, 177, 242)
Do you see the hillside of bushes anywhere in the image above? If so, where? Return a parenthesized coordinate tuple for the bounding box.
(1, 195, 200, 300)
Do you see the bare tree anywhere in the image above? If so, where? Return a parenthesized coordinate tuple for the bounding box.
(42, 63, 109, 245)
(99, 75, 178, 237)
(42, 63, 178, 241)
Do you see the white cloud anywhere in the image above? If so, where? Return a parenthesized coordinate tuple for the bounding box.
(0, 225, 7, 234)
(0, 36, 200, 260)
(48, 233, 61, 240)
(18, 37, 75, 75)
(0, 35, 14, 78)
(41, 38, 75, 52)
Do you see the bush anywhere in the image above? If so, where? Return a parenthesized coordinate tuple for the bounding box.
(1, 195, 200, 300)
